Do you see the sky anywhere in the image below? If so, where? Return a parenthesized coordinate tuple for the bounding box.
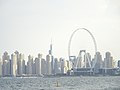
(0, 0, 120, 61)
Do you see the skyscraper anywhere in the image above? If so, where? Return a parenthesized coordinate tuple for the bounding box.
(2, 60, 9, 76)
(54, 58, 61, 75)
(27, 55, 33, 75)
(104, 52, 113, 68)
(66, 60, 72, 71)
(11, 53, 17, 77)
(14, 51, 24, 76)
(46, 54, 52, 75)
(14, 51, 19, 75)
(69, 56, 76, 69)
(60, 58, 68, 74)
(41, 58, 46, 75)
(2, 51, 10, 61)
(18, 53, 24, 76)
(93, 52, 103, 73)
(2, 52, 10, 76)
(34, 54, 42, 75)
(22, 59, 26, 74)
(46, 41, 54, 75)
(49, 41, 54, 75)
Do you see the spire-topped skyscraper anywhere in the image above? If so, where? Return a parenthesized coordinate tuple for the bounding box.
(49, 39, 52, 55)
(46, 39, 55, 75)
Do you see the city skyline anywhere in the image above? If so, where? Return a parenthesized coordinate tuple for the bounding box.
(1, 1, 120, 90)
(0, 45, 118, 77)
(0, 33, 119, 77)
(0, 0, 120, 61)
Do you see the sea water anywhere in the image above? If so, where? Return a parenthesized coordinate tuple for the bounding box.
(0, 76, 120, 90)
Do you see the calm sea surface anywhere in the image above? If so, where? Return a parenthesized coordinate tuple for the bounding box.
(0, 76, 120, 90)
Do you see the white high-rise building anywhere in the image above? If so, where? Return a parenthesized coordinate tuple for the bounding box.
(60, 58, 68, 74)
(2, 52, 10, 76)
(11, 54, 17, 77)
(33, 54, 42, 75)
(2, 52, 10, 61)
(14, 51, 24, 76)
(27, 55, 33, 75)
(14, 51, 19, 75)
(48, 41, 54, 75)
(17, 53, 24, 76)
(32, 61, 36, 74)
(19, 53, 24, 75)
(69, 56, 76, 69)
(38, 57, 41, 75)
(41, 59, 46, 75)
(46, 54, 52, 75)
(22, 59, 26, 74)
(34, 55, 41, 75)
(54, 58, 61, 74)
(66, 60, 72, 71)
(7, 60, 11, 76)
(2, 60, 9, 76)
(45, 41, 54, 75)
(93, 52, 103, 73)
(104, 52, 113, 68)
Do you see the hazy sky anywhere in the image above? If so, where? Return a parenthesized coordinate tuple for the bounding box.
(0, 0, 120, 61)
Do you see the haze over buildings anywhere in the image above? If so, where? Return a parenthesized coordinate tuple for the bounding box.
(0, 42, 119, 77)
(0, 0, 120, 61)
